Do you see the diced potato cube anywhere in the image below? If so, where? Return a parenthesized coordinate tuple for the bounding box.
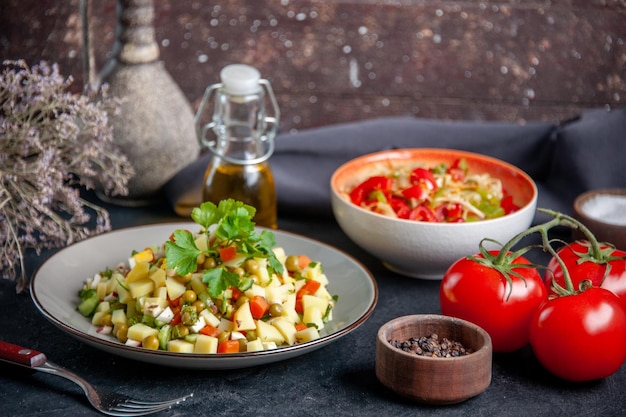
(272, 247, 286, 263)
(153, 286, 167, 300)
(295, 326, 320, 343)
(126, 261, 150, 283)
(106, 275, 118, 293)
(95, 301, 110, 313)
(96, 281, 108, 300)
(294, 280, 306, 293)
(284, 292, 297, 314)
(315, 286, 333, 301)
(244, 284, 266, 299)
(117, 283, 132, 304)
(165, 276, 187, 300)
(194, 234, 209, 251)
(128, 278, 154, 299)
(194, 334, 218, 354)
(271, 317, 297, 345)
(111, 309, 126, 326)
(302, 294, 328, 314)
(167, 339, 194, 353)
(233, 302, 256, 331)
(314, 273, 330, 287)
(190, 274, 207, 295)
(141, 297, 167, 317)
(265, 284, 291, 305)
(246, 338, 264, 352)
(303, 305, 324, 330)
(125, 299, 137, 317)
(127, 323, 158, 342)
(255, 264, 271, 286)
(149, 267, 166, 288)
(303, 262, 324, 281)
(91, 310, 109, 326)
(262, 341, 278, 350)
(256, 320, 285, 345)
(217, 318, 234, 333)
(200, 309, 221, 328)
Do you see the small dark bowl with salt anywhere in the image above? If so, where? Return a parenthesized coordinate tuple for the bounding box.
(376, 314, 492, 405)
(573, 188, 626, 251)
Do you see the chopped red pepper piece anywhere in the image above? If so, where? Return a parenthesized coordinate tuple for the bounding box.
(390, 197, 410, 219)
(349, 176, 393, 206)
(501, 194, 519, 214)
(409, 206, 439, 222)
(401, 185, 428, 201)
(410, 168, 438, 191)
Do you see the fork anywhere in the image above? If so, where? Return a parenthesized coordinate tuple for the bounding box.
(0, 340, 193, 416)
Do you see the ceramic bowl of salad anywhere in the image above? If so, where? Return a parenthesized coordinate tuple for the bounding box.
(330, 148, 537, 279)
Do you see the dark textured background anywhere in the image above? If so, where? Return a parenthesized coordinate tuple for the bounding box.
(2, 0, 625, 133)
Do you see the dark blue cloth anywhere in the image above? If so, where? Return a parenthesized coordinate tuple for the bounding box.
(165, 108, 626, 222)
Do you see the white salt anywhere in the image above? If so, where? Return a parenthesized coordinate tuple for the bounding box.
(581, 194, 626, 226)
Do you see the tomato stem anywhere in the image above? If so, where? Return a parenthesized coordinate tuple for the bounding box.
(537, 208, 604, 259)
(492, 209, 603, 296)
(472, 207, 622, 299)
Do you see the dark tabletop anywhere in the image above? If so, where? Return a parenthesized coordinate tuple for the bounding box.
(1, 196, 625, 417)
(2, 109, 626, 416)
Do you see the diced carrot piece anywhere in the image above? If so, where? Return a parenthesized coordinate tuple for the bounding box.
(199, 324, 220, 337)
(298, 255, 312, 270)
(296, 280, 321, 299)
(295, 322, 308, 331)
(230, 287, 242, 301)
(217, 339, 240, 354)
(249, 295, 270, 319)
(295, 280, 321, 314)
(219, 246, 237, 262)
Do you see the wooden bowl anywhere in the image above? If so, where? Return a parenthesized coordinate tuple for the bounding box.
(376, 314, 492, 405)
(573, 189, 626, 251)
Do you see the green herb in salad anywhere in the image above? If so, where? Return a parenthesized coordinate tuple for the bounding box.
(165, 200, 284, 297)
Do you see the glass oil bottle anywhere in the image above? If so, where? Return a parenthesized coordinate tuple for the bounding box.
(195, 65, 280, 229)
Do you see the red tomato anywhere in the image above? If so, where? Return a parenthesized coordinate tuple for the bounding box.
(529, 287, 626, 382)
(545, 241, 626, 310)
(440, 250, 547, 352)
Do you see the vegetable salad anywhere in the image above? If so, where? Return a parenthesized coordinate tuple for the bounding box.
(77, 200, 337, 354)
(348, 158, 519, 222)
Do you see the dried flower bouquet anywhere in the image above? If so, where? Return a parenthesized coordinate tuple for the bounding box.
(0, 60, 134, 292)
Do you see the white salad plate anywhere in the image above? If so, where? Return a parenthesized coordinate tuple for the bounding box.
(31, 222, 378, 370)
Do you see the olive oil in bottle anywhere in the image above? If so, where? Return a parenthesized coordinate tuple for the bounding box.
(195, 64, 280, 229)
(203, 162, 277, 229)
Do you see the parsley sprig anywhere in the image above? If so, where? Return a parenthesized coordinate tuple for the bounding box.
(165, 199, 284, 297)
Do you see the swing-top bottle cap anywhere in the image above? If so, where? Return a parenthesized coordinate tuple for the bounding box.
(220, 64, 262, 95)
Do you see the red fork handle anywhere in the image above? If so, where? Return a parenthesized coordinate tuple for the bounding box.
(0, 340, 47, 368)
